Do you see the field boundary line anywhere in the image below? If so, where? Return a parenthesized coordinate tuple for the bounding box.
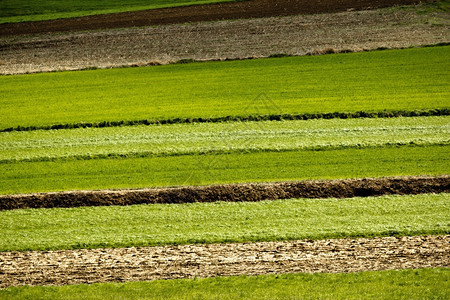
(0, 176, 448, 210)
(2, 109, 448, 133)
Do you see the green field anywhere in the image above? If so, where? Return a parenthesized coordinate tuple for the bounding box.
(1, 268, 448, 300)
(1, 46, 449, 131)
(0, 193, 448, 252)
(0, 0, 239, 24)
(1, 116, 447, 162)
(1, 145, 447, 195)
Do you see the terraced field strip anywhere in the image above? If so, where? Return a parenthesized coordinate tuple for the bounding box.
(2, 3, 448, 75)
(2, 116, 447, 162)
(0, 0, 434, 35)
(0, 193, 448, 252)
(1, 46, 448, 130)
(0, 235, 448, 288)
(1, 176, 448, 210)
(2, 145, 448, 195)
(1, 269, 448, 299)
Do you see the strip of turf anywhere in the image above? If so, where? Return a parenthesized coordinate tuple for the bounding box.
(1, 145, 447, 195)
(1, 268, 448, 300)
(0, 193, 448, 252)
(0, 46, 448, 130)
(0, 0, 239, 24)
(2, 116, 448, 162)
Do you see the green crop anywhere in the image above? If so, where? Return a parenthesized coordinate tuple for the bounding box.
(1, 47, 448, 130)
(0, 193, 448, 252)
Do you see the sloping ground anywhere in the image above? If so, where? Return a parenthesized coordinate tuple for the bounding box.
(1, 176, 448, 210)
(0, 0, 433, 36)
(1, 6, 448, 75)
(0, 235, 448, 288)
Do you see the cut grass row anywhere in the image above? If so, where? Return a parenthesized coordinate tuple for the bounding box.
(1, 145, 448, 195)
(1, 268, 448, 300)
(1, 46, 448, 131)
(0, 193, 448, 252)
(1, 116, 448, 162)
(0, 0, 239, 24)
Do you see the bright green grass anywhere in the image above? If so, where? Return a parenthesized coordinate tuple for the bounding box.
(0, 0, 239, 24)
(0, 193, 448, 252)
(1, 116, 448, 162)
(1, 145, 448, 195)
(1, 47, 448, 131)
(1, 268, 449, 300)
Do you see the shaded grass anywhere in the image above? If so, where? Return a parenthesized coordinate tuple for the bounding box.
(1, 116, 448, 162)
(1, 268, 449, 300)
(0, 46, 448, 130)
(0, 193, 448, 252)
(0, 145, 448, 195)
(0, 0, 240, 24)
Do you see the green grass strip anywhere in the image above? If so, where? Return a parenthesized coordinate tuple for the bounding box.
(1, 116, 448, 162)
(1, 268, 448, 300)
(1, 46, 448, 130)
(1, 145, 448, 195)
(0, 193, 448, 252)
(0, 0, 240, 24)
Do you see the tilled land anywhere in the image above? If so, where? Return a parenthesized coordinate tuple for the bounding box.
(1, 6, 448, 75)
(0, 235, 448, 288)
(1, 176, 448, 210)
(0, 0, 433, 36)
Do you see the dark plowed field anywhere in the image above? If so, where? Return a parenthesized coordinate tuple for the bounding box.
(0, 0, 434, 36)
(1, 235, 448, 288)
(1, 176, 448, 210)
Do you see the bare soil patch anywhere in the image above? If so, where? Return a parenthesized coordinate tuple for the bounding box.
(1, 6, 448, 75)
(0, 0, 434, 36)
(0, 235, 448, 288)
(1, 176, 448, 210)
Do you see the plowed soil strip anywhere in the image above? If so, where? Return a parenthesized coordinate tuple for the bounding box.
(1, 176, 448, 210)
(2, 7, 448, 75)
(0, 0, 434, 36)
(0, 235, 448, 288)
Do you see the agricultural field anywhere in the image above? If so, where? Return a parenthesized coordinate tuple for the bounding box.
(0, 0, 238, 23)
(0, 0, 449, 298)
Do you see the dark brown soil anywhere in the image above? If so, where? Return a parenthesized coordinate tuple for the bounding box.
(0, 235, 448, 288)
(0, 0, 435, 36)
(1, 176, 448, 210)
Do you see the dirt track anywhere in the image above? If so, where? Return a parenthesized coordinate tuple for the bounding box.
(1, 176, 448, 210)
(0, 235, 448, 288)
(1, 6, 448, 75)
(0, 0, 434, 36)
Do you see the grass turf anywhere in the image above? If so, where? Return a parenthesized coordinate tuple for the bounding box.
(0, 0, 240, 24)
(1, 268, 448, 299)
(0, 193, 448, 252)
(1, 116, 448, 162)
(0, 46, 448, 131)
(0, 144, 448, 195)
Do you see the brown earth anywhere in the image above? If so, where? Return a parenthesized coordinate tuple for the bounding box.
(1, 5, 449, 75)
(0, 235, 448, 288)
(1, 176, 448, 210)
(0, 0, 436, 36)
(0, 6, 450, 74)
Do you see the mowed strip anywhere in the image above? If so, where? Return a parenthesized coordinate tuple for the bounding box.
(0, 193, 448, 252)
(1, 269, 448, 299)
(1, 47, 448, 130)
(1, 117, 448, 162)
(0, 235, 448, 288)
